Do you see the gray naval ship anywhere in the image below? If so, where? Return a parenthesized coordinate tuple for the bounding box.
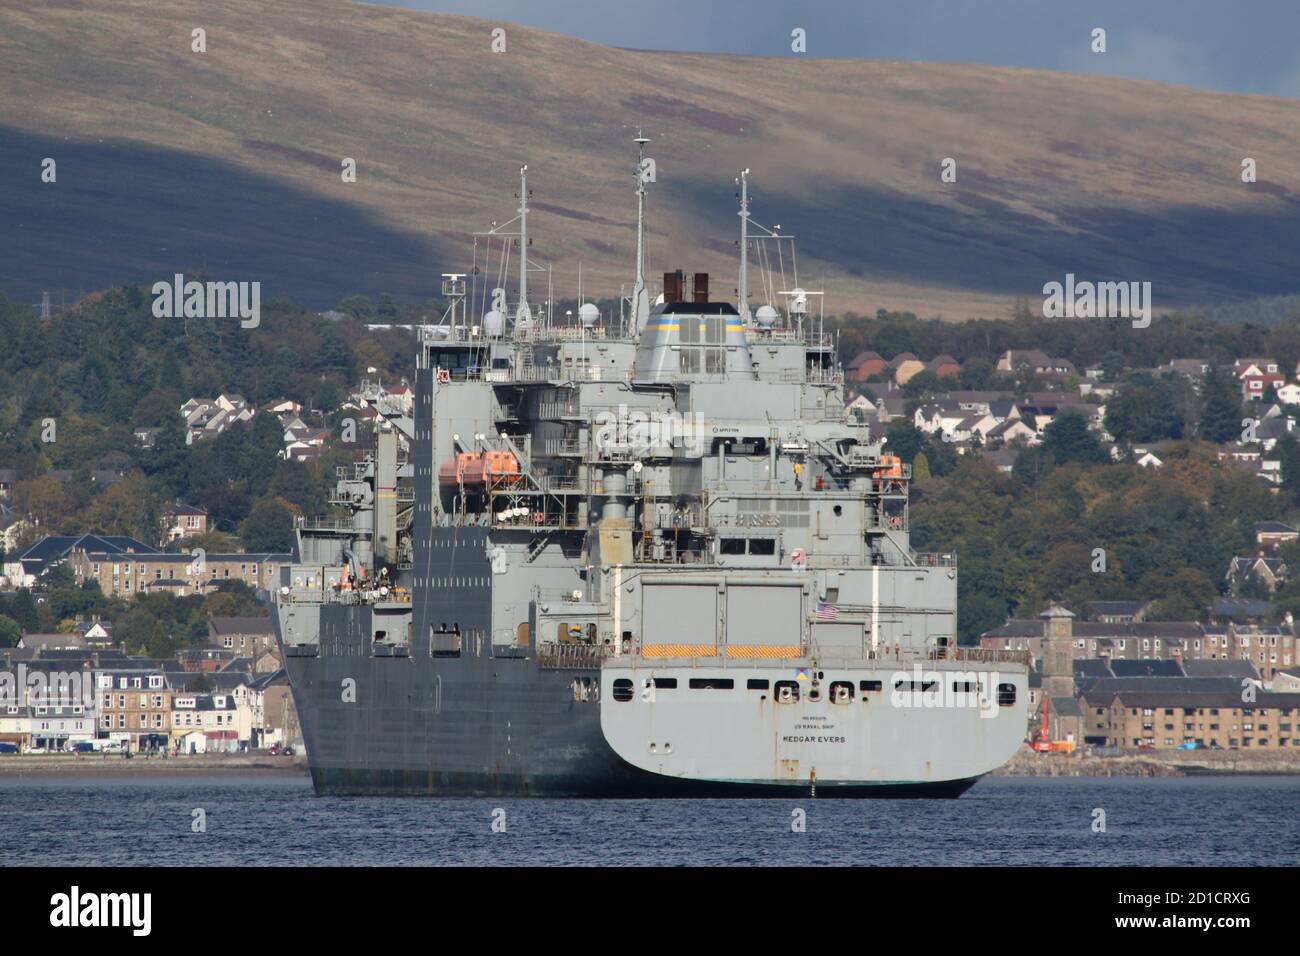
(272, 139, 1029, 797)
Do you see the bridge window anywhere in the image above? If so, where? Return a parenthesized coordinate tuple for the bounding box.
(748, 539, 775, 555)
(720, 539, 745, 555)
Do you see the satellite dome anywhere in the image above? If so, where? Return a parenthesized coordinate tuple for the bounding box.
(578, 303, 600, 327)
(755, 305, 779, 328)
(483, 309, 505, 337)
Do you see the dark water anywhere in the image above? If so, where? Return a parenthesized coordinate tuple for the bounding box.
(3, 774, 1298, 866)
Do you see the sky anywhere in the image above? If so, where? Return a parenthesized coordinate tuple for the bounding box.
(372, 0, 1300, 97)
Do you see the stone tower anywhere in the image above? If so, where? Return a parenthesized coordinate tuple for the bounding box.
(1040, 604, 1076, 699)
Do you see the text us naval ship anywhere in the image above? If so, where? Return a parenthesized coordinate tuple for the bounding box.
(272, 140, 1030, 796)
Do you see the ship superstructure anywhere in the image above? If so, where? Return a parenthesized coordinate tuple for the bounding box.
(272, 142, 1029, 796)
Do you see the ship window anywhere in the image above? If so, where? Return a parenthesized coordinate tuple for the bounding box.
(859, 680, 883, 692)
(612, 679, 633, 702)
(774, 680, 799, 703)
(747, 539, 775, 555)
(894, 680, 937, 692)
(952, 681, 975, 693)
(829, 681, 854, 703)
(997, 683, 1017, 707)
(652, 677, 677, 689)
(720, 538, 745, 555)
(747, 678, 770, 690)
(689, 678, 734, 690)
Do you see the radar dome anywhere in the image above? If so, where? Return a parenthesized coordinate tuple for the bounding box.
(483, 309, 505, 337)
(789, 288, 808, 315)
(755, 305, 779, 328)
(578, 303, 600, 327)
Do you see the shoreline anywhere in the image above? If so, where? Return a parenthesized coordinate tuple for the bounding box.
(993, 746, 1300, 777)
(5, 749, 1297, 781)
(0, 754, 309, 777)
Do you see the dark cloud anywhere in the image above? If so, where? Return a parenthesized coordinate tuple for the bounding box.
(374, 0, 1300, 97)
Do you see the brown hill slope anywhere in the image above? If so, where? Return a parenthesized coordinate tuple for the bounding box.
(3, 0, 1300, 317)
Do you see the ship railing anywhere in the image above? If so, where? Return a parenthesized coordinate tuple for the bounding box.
(743, 327, 835, 349)
(537, 643, 612, 670)
(589, 475, 645, 496)
(647, 507, 707, 530)
(539, 400, 581, 419)
(543, 439, 583, 456)
(754, 368, 842, 385)
(862, 551, 956, 568)
(297, 515, 366, 534)
(611, 644, 1011, 669)
(950, 647, 1032, 667)
(279, 586, 412, 607)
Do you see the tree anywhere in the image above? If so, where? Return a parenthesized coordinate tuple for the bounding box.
(1042, 411, 1108, 465)
(1199, 365, 1243, 443)
(157, 349, 185, 394)
(83, 473, 162, 541)
(1012, 444, 1055, 485)
(885, 422, 924, 462)
(239, 498, 295, 552)
(146, 412, 190, 498)
(9, 589, 39, 632)
(1105, 379, 1185, 443)
(912, 452, 932, 482)
(0, 614, 21, 648)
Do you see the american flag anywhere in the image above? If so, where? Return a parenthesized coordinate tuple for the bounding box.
(815, 602, 840, 621)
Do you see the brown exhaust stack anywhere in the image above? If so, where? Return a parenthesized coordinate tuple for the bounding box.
(693, 272, 709, 303)
(663, 270, 684, 303)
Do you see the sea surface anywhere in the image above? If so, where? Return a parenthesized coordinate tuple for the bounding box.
(3, 774, 1298, 866)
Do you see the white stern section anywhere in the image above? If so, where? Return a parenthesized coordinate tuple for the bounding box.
(600, 660, 1028, 788)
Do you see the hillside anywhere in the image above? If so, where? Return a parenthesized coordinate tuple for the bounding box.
(3, 0, 1300, 317)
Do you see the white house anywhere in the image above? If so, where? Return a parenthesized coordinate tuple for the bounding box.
(1275, 383, 1300, 405)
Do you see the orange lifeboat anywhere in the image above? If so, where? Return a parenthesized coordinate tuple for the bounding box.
(873, 454, 904, 478)
(438, 451, 480, 486)
(478, 450, 521, 486)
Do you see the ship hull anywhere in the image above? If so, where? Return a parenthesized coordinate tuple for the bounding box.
(276, 602, 1019, 800)
(306, 764, 981, 798)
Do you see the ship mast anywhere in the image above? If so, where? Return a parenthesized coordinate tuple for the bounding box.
(516, 163, 532, 326)
(631, 131, 651, 334)
(737, 168, 751, 322)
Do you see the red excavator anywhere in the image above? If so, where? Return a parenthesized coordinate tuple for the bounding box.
(1031, 696, 1075, 753)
